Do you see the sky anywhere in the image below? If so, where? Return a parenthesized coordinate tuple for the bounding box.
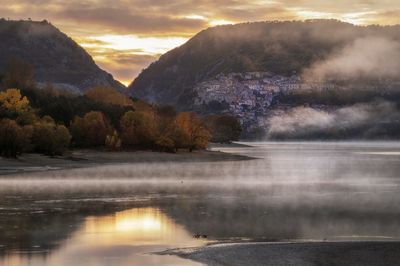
(1, 0, 400, 86)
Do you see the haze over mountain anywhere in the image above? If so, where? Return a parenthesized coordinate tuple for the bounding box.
(0, 19, 125, 94)
(129, 20, 400, 139)
(129, 20, 400, 106)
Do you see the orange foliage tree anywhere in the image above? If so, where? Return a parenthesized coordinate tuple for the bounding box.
(173, 112, 210, 152)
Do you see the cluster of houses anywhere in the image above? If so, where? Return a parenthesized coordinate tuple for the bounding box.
(194, 72, 335, 131)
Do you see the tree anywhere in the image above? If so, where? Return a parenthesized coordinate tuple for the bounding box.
(16, 111, 37, 126)
(155, 135, 175, 152)
(32, 118, 71, 155)
(2, 57, 34, 89)
(21, 86, 132, 128)
(206, 115, 242, 143)
(70, 111, 112, 147)
(0, 119, 32, 157)
(153, 105, 179, 152)
(85, 86, 133, 107)
(53, 125, 72, 155)
(120, 110, 157, 149)
(0, 88, 30, 118)
(156, 105, 177, 132)
(173, 112, 210, 152)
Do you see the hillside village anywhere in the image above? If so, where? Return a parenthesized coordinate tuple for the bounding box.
(194, 72, 336, 133)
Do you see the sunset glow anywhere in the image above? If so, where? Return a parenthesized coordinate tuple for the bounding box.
(2, 0, 399, 85)
(84, 35, 187, 54)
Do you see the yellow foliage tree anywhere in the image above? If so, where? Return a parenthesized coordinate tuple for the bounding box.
(0, 88, 30, 115)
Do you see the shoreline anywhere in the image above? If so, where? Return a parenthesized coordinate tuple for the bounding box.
(163, 240, 400, 266)
(0, 145, 253, 176)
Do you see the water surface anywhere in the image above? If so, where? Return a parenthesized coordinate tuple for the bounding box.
(1, 142, 400, 265)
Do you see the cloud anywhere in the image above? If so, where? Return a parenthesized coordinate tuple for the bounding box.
(303, 36, 400, 80)
(88, 49, 159, 85)
(56, 7, 208, 35)
(3, 1, 400, 35)
(213, 4, 298, 22)
(1, 0, 400, 83)
(267, 107, 335, 137)
(361, 9, 400, 25)
(267, 101, 400, 139)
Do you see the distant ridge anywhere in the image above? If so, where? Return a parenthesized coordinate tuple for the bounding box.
(0, 19, 125, 93)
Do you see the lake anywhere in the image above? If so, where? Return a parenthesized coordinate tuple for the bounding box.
(1, 142, 400, 266)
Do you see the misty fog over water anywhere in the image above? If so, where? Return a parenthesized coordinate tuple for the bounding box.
(1, 142, 400, 266)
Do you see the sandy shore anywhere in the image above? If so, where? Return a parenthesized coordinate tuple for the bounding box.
(0, 145, 252, 176)
(164, 241, 400, 266)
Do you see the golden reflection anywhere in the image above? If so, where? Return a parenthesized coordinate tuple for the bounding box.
(1, 208, 203, 266)
(116, 214, 162, 232)
(82, 208, 197, 245)
(85, 208, 164, 233)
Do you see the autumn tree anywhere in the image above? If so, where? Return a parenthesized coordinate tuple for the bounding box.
(32, 117, 71, 155)
(153, 105, 178, 152)
(156, 105, 177, 132)
(120, 110, 157, 149)
(0, 88, 30, 119)
(21, 86, 129, 128)
(173, 112, 210, 152)
(53, 125, 72, 155)
(155, 135, 175, 152)
(70, 111, 113, 147)
(0, 119, 32, 157)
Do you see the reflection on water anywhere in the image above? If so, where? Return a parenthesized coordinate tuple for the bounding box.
(2, 208, 202, 266)
(84, 208, 198, 245)
(1, 142, 400, 265)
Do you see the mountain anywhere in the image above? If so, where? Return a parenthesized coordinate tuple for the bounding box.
(129, 20, 400, 139)
(129, 20, 400, 105)
(0, 19, 125, 94)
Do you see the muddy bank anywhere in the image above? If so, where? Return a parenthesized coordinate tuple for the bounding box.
(0, 148, 252, 176)
(164, 241, 400, 266)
